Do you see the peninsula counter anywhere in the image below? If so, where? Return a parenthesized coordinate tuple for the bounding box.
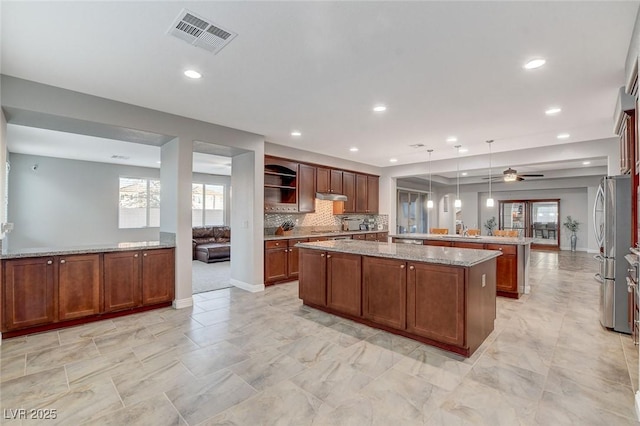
(390, 234, 533, 298)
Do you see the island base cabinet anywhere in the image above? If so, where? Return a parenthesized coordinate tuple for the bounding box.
(141, 249, 175, 306)
(4, 257, 56, 331)
(362, 257, 406, 330)
(299, 248, 327, 306)
(58, 254, 101, 321)
(406, 263, 465, 346)
(104, 251, 141, 312)
(327, 252, 362, 317)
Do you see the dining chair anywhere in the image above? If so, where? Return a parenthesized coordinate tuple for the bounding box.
(467, 229, 480, 236)
(430, 228, 449, 234)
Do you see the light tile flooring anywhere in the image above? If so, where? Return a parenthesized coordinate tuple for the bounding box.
(1, 251, 639, 425)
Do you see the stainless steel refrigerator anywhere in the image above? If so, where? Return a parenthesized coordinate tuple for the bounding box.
(594, 175, 631, 333)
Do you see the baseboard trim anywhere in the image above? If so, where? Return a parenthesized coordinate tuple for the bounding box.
(231, 278, 264, 293)
(172, 297, 193, 309)
(635, 391, 640, 421)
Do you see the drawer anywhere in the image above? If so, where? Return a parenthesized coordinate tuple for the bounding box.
(307, 236, 328, 242)
(365, 233, 377, 241)
(352, 234, 367, 240)
(485, 244, 516, 255)
(288, 238, 309, 247)
(377, 233, 388, 241)
(265, 240, 287, 249)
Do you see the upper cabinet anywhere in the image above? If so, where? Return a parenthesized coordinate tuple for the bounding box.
(317, 167, 343, 194)
(619, 110, 636, 175)
(265, 155, 379, 215)
(264, 156, 299, 213)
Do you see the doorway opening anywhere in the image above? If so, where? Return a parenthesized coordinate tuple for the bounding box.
(499, 199, 560, 250)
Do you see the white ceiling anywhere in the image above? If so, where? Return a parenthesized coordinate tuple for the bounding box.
(1, 1, 638, 175)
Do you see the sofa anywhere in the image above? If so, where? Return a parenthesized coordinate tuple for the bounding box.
(192, 226, 231, 263)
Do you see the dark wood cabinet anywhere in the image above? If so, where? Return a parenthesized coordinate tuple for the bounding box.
(333, 171, 356, 214)
(367, 176, 379, 214)
(298, 163, 316, 213)
(58, 254, 101, 320)
(327, 252, 361, 316)
(141, 249, 175, 305)
(455, 242, 485, 250)
(376, 232, 388, 242)
(264, 156, 298, 213)
(362, 256, 406, 329)
(4, 257, 56, 330)
(352, 234, 366, 241)
(355, 174, 379, 214)
(265, 239, 308, 285)
(620, 110, 636, 175)
(316, 167, 343, 194)
(485, 244, 518, 296)
(423, 240, 453, 247)
(104, 251, 141, 312)
(407, 262, 464, 346)
(299, 249, 327, 306)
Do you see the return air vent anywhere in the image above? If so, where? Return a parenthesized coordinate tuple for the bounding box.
(409, 143, 425, 148)
(167, 8, 237, 54)
(111, 155, 130, 160)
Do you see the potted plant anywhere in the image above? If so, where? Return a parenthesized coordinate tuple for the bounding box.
(563, 215, 580, 251)
(484, 216, 497, 236)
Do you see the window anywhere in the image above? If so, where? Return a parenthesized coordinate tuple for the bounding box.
(119, 177, 160, 228)
(192, 183, 225, 226)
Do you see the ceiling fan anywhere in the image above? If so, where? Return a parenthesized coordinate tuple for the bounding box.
(484, 167, 544, 182)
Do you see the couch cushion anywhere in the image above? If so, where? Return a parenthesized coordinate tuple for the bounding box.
(193, 226, 215, 239)
(213, 226, 231, 240)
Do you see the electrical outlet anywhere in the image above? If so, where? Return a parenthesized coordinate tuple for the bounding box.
(482, 273, 486, 287)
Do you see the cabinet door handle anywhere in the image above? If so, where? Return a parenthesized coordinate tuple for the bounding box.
(134, 254, 139, 258)
(60, 259, 66, 264)
(498, 248, 503, 251)
(327, 254, 332, 258)
(47, 260, 53, 265)
(400, 264, 405, 269)
(320, 253, 325, 257)
(275, 242, 280, 246)
(409, 265, 414, 270)
(143, 253, 147, 257)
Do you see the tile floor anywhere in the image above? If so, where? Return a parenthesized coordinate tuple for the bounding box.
(1, 251, 639, 425)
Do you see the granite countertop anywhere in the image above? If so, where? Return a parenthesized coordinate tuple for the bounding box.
(264, 229, 387, 241)
(389, 233, 534, 246)
(296, 239, 502, 267)
(0, 241, 175, 260)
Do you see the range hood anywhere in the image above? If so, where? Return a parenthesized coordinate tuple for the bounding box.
(315, 192, 348, 202)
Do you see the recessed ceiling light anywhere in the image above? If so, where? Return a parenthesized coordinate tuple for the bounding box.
(583, 161, 591, 165)
(557, 133, 570, 139)
(461, 172, 468, 176)
(389, 158, 398, 163)
(545, 107, 562, 115)
(446, 136, 458, 143)
(373, 105, 387, 112)
(291, 131, 302, 137)
(349, 147, 359, 152)
(524, 58, 546, 70)
(184, 70, 202, 79)
(459, 148, 468, 153)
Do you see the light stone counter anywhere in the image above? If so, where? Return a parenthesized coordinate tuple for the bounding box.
(296, 239, 501, 267)
(0, 241, 175, 260)
(389, 233, 534, 246)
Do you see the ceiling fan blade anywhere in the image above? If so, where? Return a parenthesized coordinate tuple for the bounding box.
(517, 176, 525, 181)
(518, 174, 544, 177)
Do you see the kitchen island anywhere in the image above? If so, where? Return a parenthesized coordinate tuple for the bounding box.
(297, 239, 501, 357)
(391, 233, 533, 299)
(1, 241, 175, 338)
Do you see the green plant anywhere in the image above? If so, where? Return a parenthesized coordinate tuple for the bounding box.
(484, 217, 497, 234)
(563, 215, 580, 233)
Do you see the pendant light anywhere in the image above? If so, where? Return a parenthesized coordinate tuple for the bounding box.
(454, 145, 462, 208)
(427, 149, 434, 209)
(486, 140, 495, 207)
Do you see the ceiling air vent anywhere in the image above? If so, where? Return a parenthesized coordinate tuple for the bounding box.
(167, 9, 237, 54)
(409, 143, 425, 148)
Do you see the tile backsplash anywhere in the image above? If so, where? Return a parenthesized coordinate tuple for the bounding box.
(264, 199, 388, 230)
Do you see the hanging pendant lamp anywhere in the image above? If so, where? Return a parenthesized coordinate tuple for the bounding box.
(427, 149, 434, 209)
(454, 145, 462, 208)
(486, 140, 495, 207)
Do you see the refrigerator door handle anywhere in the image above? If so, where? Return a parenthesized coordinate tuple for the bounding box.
(593, 184, 605, 248)
(595, 273, 604, 283)
(594, 254, 603, 261)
